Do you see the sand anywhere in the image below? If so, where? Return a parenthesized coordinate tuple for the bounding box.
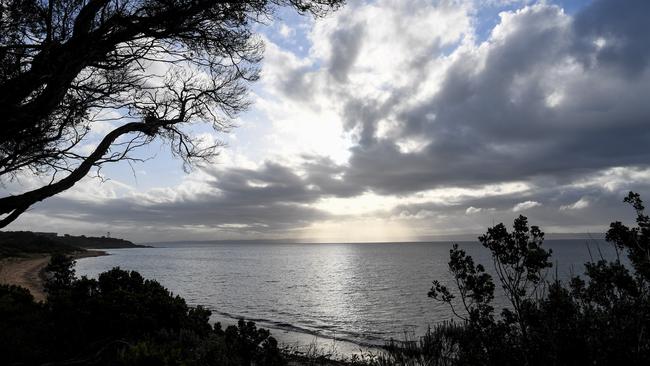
(0, 250, 106, 302)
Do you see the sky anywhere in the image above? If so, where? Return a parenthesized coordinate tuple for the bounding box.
(5, 0, 650, 243)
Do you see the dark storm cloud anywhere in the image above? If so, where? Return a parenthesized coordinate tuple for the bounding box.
(573, 0, 650, 76)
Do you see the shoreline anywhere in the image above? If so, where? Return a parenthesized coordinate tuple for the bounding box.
(0, 250, 107, 302)
(210, 313, 383, 360)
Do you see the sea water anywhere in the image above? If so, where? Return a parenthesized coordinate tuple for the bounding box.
(75, 240, 618, 355)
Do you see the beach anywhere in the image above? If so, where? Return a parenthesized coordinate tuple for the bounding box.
(0, 250, 106, 302)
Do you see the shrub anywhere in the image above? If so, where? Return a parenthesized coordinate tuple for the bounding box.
(0, 261, 285, 365)
(386, 192, 650, 366)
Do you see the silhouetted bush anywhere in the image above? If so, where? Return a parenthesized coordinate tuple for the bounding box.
(0, 284, 50, 363)
(0, 258, 285, 365)
(379, 192, 650, 366)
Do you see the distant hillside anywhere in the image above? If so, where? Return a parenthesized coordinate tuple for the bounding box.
(0, 231, 80, 258)
(55, 234, 147, 249)
(0, 231, 147, 258)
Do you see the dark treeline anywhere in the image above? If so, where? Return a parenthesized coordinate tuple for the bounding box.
(0, 230, 143, 258)
(52, 233, 146, 249)
(0, 231, 80, 258)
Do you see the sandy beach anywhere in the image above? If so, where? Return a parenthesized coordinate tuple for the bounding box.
(0, 250, 106, 302)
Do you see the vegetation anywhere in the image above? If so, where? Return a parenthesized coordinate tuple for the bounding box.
(0, 0, 343, 228)
(0, 254, 285, 365)
(54, 232, 147, 249)
(0, 230, 145, 258)
(0, 230, 80, 258)
(377, 192, 650, 366)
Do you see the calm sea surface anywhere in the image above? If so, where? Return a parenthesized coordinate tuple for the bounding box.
(75, 240, 616, 352)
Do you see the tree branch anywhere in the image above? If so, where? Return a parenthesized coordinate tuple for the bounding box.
(0, 121, 157, 228)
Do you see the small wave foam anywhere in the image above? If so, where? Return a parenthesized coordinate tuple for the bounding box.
(209, 309, 386, 348)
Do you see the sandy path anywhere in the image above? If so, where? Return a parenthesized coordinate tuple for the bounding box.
(0, 251, 106, 302)
(0, 256, 50, 301)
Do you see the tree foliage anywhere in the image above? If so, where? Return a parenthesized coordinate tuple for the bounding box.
(416, 192, 650, 365)
(0, 256, 286, 365)
(0, 0, 343, 228)
(43, 252, 76, 294)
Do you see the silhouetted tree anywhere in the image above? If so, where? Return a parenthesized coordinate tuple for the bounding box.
(1, 256, 286, 365)
(0, 0, 343, 228)
(606, 192, 650, 279)
(43, 253, 76, 294)
(422, 193, 650, 365)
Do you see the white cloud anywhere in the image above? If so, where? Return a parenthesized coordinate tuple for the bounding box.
(512, 200, 542, 212)
(571, 167, 650, 193)
(560, 197, 590, 211)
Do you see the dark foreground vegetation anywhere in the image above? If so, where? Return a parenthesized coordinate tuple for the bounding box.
(380, 192, 650, 366)
(1, 192, 649, 365)
(1, 254, 286, 365)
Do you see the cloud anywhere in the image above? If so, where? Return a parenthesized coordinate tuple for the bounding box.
(512, 200, 542, 212)
(27, 176, 327, 240)
(301, 1, 650, 196)
(278, 24, 295, 38)
(573, 0, 650, 76)
(464, 206, 497, 215)
(13, 158, 360, 239)
(11, 163, 650, 241)
(248, 0, 650, 211)
(560, 197, 590, 211)
(327, 22, 365, 83)
(6, 0, 650, 241)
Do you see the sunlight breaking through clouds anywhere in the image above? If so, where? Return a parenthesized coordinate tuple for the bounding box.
(7, 0, 650, 241)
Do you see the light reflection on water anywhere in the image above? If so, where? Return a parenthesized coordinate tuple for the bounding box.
(75, 240, 616, 349)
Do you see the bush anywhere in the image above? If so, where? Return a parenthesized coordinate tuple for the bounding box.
(0, 284, 49, 363)
(0, 260, 285, 365)
(382, 192, 650, 366)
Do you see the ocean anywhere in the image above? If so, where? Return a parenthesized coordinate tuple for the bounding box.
(75, 239, 618, 355)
